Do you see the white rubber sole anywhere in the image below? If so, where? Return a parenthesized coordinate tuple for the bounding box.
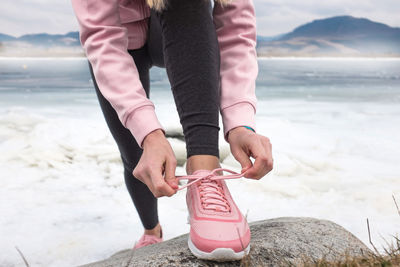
(188, 237, 250, 262)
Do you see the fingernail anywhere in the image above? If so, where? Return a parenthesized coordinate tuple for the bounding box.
(167, 180, 178, 189)
(241, 167, 250, 173)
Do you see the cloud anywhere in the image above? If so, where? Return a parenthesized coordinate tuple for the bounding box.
(0, 0, 399, 37)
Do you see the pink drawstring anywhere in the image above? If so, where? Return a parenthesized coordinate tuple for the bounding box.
(175, 167, 244, 191)
(175, 168, 245, 212)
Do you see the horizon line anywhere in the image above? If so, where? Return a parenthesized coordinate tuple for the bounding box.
(1, 14, 400, 39)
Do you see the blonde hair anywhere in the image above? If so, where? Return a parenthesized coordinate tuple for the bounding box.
(146, 0, 232, 11)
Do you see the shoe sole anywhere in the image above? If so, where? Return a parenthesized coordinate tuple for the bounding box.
(188, 237, 250, 262)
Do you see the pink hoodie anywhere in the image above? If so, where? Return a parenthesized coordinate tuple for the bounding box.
(71, 0, 258, 148)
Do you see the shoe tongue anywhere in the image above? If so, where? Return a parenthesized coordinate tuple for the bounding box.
(189, 170, 230, 212)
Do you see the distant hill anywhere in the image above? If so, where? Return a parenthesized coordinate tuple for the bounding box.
(257, 16, 400, 57)
(17, 31, 80, 46)
(0, 31, 83, 57)
(1, 16, 399, 57)
(0, 33, 17, 42)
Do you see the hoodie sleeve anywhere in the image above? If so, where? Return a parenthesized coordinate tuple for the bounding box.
(71, 0, 164, 148)
(213, 0, 258, 142)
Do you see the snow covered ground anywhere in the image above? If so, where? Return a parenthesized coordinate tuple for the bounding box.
(1, 58, 399, 266)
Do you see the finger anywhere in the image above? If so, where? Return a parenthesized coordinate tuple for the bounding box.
(261, 137, 274, 172)
(164, 157, 178, 190)
(151, 170, 176, 197)
(241, 165, 251, 174)
(243, 144, 269, 179)
(232, 148, 253, 173)
(155, 181, 176, 197)
(245, 138, 273, 179)
(247, 156, 269, 179)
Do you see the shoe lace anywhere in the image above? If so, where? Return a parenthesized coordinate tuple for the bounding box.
(176, 168, 244, 212)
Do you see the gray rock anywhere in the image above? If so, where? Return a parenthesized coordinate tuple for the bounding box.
(80, 217, 371, 267)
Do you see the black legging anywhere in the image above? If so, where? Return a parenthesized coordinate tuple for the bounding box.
(88, 0, 220, 230)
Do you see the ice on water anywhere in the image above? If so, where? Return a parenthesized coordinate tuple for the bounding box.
(0, 58, 399, 266)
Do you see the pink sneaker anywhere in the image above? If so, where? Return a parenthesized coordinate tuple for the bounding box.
(133, 229, 163, 249)
(177, 168, 250, 261)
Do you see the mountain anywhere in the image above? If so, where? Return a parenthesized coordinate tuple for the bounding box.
(257, 34, 284, 43)
(1, 16, 399, 57)
(15, 31, 80, 46)
(0, 33, 17, 42)
(257, 16, 400, 57)
(0, 31, 82, 57)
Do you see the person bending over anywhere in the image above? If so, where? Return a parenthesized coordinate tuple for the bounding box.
(71, 0, 273, 261)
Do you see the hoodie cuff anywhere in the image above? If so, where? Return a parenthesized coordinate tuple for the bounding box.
(125, 105, 165, 148)
(221, 102, 256, 143)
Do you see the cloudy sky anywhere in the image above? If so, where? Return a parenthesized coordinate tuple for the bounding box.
(1, 0, 399, 37)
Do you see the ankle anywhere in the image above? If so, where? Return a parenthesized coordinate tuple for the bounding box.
(186, 155, 221, 175)
(144, 223, 162, 238)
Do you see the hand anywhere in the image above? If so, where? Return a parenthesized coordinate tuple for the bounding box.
(132, 129, 179, 197)
(227, 127, 273, 179)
